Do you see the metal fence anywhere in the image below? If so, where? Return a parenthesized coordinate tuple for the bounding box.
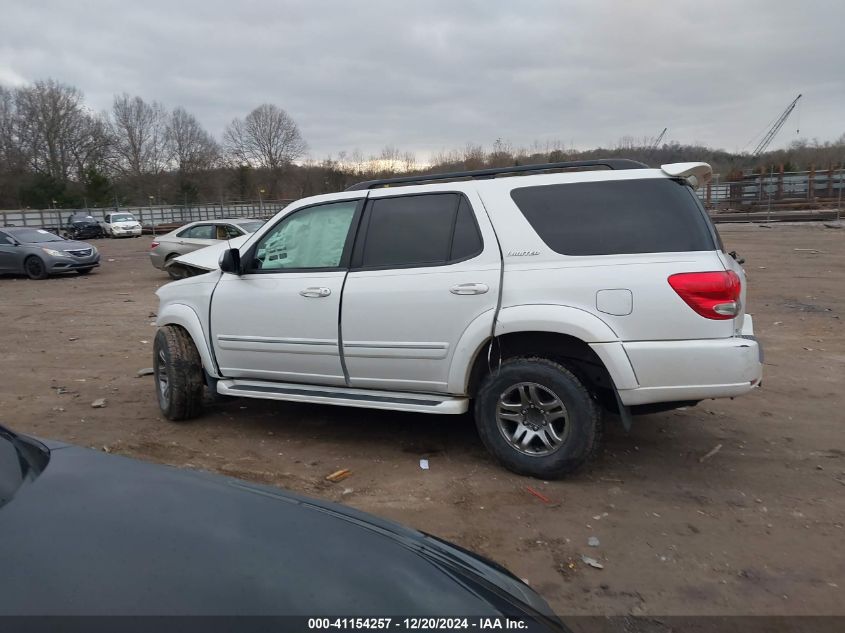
(0, 200, 293, 232)
(699, 167, 845, 210)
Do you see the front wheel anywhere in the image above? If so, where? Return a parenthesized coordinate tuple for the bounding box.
(474, 357, 602, 479)
(24, 256, 49, 280)
(153, 325, 204, 421)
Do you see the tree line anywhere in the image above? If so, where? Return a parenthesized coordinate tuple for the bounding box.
(1, 78, 844, 210)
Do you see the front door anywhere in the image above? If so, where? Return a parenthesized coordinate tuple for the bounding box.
(341, 190, 500, 394)
(210, 196, 363, 385)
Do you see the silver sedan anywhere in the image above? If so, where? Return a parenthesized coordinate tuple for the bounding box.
(149, 218, 264, 278)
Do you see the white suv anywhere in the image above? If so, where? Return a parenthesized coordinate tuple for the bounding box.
(153, 159, 762, 478)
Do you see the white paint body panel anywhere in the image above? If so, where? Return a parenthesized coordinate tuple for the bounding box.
(211, 270, 348, 384)
(342, 188, 500, 392)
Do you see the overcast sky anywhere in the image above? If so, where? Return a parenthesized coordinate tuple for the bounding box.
(1, 0, 842, 160)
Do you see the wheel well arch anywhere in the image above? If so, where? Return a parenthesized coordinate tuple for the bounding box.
(466, 331, 617, 410)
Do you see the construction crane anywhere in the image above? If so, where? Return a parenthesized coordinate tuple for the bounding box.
(649, 127, 667, 150)
(751, 94, 802, 156)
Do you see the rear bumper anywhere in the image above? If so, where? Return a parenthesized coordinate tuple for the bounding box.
(149, 250, 168, 270)
(616, 315, 763, 406)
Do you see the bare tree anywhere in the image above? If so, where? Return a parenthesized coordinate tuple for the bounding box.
(223, 104, 306, 170)
(13, 79, 105, 181)
(167, 107, 219, 173)
(0, 86, 18, 168)
(110, 93, 171, 177)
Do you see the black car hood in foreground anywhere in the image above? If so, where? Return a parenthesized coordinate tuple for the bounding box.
(0, 431, 559, 623)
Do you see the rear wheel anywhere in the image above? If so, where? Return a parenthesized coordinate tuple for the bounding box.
(164, 253, 181, 279)
(24, 256, 49, 280)
(153, 325, 204, 421)
(474, 357, 602, 479)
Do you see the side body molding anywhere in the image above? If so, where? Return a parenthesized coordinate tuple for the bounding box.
(156, 303, 220, 378)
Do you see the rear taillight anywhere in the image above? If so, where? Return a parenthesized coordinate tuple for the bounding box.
(150, 241, 159, 249)
(668, 271, 741, 320)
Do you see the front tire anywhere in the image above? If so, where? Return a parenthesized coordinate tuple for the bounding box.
(153, 325, 204, 421)
(474, 357, 602, 479)
(24, 256, 49, 280)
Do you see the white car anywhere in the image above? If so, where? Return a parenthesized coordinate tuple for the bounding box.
(153, 159, 762, 479)
(101, 212, 142, 238)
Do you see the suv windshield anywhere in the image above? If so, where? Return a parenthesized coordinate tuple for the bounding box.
(112, 214, 136, 222)
(71, 216, 97, 224)
(0, 426, 50, 510)
(11, 229, 64, 244)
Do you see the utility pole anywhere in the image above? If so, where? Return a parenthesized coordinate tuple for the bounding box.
(837, 166, 843, 225)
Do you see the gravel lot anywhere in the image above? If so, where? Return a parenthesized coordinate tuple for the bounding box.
(1, 223, 843, 616)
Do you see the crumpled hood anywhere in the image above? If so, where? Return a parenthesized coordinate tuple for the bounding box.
(173, 234, 250, 271)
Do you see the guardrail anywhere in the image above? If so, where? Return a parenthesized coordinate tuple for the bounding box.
(698, 167, 845, 210)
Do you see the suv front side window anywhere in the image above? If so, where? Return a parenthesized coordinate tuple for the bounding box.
(249, 201, 357, 271)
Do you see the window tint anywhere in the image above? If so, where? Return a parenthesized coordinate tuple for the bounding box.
(180, 224, 215, 240)
(251, 201, 357, 271)
(450, 197, 483, 260)
(360, 193, 482, 268)
(221, 225, 242, 239)
(0, 232, 12, 245)
(510, 178, 716, 256)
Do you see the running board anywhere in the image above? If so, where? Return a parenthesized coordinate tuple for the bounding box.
(217, 379, 469, 415)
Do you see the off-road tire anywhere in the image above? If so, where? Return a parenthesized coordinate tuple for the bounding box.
(153, 325, 204, 421)
(24, 256, 49, 280)
(474, 356, 602, 479)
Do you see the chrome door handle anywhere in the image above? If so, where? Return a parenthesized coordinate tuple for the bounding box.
(450, 283, 489, 295)
(300, 287, 331, 298)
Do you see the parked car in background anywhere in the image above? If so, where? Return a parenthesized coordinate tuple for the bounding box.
(0, 227, 99, 279)
(149, 218, 265, 278)
(0, 424, 561, 625)
(63, 213, 104, 240)
(101, 212, 142, 238)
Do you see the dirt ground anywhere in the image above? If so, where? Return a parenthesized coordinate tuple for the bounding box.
(1, 223, 843, 616)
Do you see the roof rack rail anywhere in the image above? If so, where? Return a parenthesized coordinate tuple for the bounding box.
(345, 158, 649, 191)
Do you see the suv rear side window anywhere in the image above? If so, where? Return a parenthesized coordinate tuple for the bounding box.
(357, 193, 483, 268)
(511, 178, 716, 256)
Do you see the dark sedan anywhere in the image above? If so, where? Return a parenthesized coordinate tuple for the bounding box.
(0, 227, 99, 279)
(0, 424, 563, 627)
(63, 213, 104, 240)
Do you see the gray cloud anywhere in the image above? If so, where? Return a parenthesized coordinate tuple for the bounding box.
(1, 0, 841, 160)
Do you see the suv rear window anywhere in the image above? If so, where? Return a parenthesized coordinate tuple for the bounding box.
(510, 178, 716, 256)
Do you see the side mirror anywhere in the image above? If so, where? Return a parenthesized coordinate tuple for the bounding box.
(219, 248, 242, 275)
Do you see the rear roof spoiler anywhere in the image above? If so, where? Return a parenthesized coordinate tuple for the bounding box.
(660, 162, 712, 189)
